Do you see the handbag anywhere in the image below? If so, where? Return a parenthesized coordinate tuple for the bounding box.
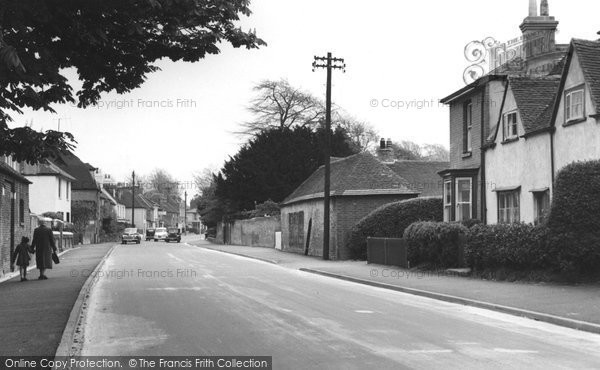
(52, 252, 60, 264)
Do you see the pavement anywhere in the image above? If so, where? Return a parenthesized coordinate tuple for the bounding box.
(192, 241, 600, 333)
(0, 243, 114, 356)
(79, 240, 600, 368)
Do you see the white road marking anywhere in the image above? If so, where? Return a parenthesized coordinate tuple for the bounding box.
(354, 310, 374, 314)
(407, 350, 453, 354)
(146, 287, 205, 291)
(493, 348, 539, 354)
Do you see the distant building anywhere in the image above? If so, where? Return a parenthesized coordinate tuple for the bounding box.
(21, 159, 76, 222)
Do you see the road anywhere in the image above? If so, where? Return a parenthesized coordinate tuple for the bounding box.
(79, 239, 600, 369)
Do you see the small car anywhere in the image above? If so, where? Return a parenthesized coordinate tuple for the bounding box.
(165, 227, 181, 243)
(146, 228, 155, 241)
(121, 228, 141, 244)
(154, 227, 168, 242)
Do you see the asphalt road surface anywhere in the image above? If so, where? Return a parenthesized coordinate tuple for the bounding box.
(80, 240, 600, 369)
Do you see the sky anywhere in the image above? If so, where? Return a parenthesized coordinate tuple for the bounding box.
(7, 0, 600, 197)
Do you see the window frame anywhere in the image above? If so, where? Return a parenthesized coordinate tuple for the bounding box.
(464, 102, 473, 153)
(502, 110, 519, 141)
(533, 190, 550, 225)
(455, 177, 472, 221)
(564, 85, 585, 124)
(443, 180, 452, 221)
(497, 190, 521, 224)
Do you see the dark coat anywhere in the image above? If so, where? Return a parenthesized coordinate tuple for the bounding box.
(31, 225, 57, 270)
(11, 242, 33, 267)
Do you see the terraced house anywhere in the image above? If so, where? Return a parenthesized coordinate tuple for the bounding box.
(441, 0, 600, 224)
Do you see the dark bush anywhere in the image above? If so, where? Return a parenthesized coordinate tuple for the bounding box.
(466, 223, 553, 271)
(346, 197, 443, 259)
(547, 160, 600, 273)
(403, 221, 469, 267)
(460, 218, 482, 228)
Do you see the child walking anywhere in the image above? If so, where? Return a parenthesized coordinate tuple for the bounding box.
(11, 236, 32, 282)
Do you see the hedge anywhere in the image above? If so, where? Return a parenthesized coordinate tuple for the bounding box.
(547, 160, 600, 272)
(465, 223, 553, 271)
(346, 197, 443, 259)
(403, 221, 469, 267)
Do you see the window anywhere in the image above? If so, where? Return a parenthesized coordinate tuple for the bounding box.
(498, 190, 520, 223)
(455, 178, 472, 221)
(58, 178, 62, 199)
(66, 212, 70, 223)
(533, 190, 550, 225)
(66, 182, 69, 200)
(565, 87, 585, 122)
(464, 102, 473, 153)
(19, 199, 25, 224)
(3, 155, 18, 171)
(443, 181, 452, 221)
(503, 111, 518, 140)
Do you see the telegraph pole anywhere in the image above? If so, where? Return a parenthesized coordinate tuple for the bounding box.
(184, 190, 187, 235)
(131, 171, 136, 228)
(313, 52, 346, 260)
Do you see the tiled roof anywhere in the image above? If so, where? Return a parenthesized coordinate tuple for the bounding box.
(385, 161, 449, 197)
(510, 76, 561, 134)
(118, 190, 154, 210)
(572, 39, 600, 115)
(0, 162, 31, 184)
(52, 151, 99, 190)
(282, 153, 417, 205)
(21, 159, 77, 181)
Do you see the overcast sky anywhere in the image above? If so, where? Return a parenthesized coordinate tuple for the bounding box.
(8, 0, 600, 196)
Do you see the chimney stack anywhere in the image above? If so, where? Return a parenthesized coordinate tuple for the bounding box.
(376, 138, 395, 163)
(529, 0, 537, 17)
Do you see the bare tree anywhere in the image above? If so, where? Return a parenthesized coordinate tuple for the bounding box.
(335, 113, 378, 152)
(239, 79, 325, 135)
(422, 144, 450, 161)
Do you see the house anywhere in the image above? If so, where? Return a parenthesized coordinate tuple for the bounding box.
(52, 152, 102, 244)
(185, 208, 202, 233)
(280, 153, 419, 260)
(117, 190, 156, 231)
(0, 156, 32, 278)
(484, 76, 560, 224)
(386, 160, 449, 197)
(439, 0, 567, 223)
(21, 159, 76, 222)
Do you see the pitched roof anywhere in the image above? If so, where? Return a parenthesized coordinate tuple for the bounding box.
(385, 161, 449, 197)
(52, 151, 99, 190)
(571, 39, 600, 115)
(0, 162, 31, 184)
(118, 190, 154, 210)
(510, 76, 561, 134)
(282, 153, 417, 205)
(21, 159, 77, 181)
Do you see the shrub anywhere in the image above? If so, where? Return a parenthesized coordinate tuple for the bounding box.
(466, 223, 553, 271)
(346, 197, 443, 260)
(403, 221, 469, 267)
(460, 218, 482, 229)
(547, 160, 600, 273)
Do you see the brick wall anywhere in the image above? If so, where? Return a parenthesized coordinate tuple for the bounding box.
(0, 175, 31, 278)
(335, 195, 416, 260)
(227, 216, 281, 248)
(448, 90, 484, 169)
(281, 194, 416, 260)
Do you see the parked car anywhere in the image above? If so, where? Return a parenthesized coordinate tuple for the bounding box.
(121, 228, 141, 244)
(165, 227, 181, 243)
(154, 227, 168, 242)
(146, 228, 155, 241)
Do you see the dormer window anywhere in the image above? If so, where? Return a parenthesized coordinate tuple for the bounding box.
(565, 86, 585, 123)
(503, 111, 518, 141)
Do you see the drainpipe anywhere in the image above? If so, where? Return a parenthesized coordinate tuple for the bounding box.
(480, 87, 487, 224)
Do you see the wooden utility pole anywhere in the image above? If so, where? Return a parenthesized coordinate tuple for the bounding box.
(131, 171, 136, 228)
(184, 190, 187, 235)
(313, 52, 346, 260)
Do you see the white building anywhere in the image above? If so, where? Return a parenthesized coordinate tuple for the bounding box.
(21, 160, 76, 222)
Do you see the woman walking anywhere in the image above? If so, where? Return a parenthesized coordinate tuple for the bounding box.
(31, 218, 58, 280)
